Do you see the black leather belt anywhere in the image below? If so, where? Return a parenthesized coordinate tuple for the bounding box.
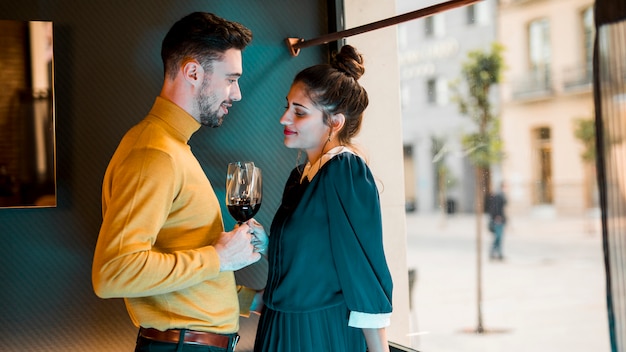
(139, 327, 239, 350)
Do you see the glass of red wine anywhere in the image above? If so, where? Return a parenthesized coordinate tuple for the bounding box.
(226, 161, 262, 225)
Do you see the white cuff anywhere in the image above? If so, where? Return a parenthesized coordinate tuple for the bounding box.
(348, 311, 391, 328)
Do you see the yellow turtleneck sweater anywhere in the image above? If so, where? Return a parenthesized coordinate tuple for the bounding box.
(92, 97, 253, 334)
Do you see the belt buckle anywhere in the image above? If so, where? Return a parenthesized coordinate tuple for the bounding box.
(230, 334, 240, 351)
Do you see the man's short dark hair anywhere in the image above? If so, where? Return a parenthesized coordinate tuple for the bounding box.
(161, 12, 253, 79)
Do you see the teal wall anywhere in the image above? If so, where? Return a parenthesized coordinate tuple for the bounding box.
(0, 0, 328, 350)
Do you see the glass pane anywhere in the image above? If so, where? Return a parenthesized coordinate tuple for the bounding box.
(0, 20, 56, 208)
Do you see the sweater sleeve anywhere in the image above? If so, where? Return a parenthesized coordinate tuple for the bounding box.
(324, 154, 393, 324)
(92, 148, 221, 298)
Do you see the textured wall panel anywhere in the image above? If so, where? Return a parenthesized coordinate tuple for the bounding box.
(0, 0, 327, 350)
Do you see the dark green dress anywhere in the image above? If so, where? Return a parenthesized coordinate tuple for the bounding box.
(254, 152, 393, 352)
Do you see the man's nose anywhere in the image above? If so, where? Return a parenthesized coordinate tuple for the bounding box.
(231, 82, 242, 102)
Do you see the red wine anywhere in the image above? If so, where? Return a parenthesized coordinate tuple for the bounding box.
(227, 199, 261, 222)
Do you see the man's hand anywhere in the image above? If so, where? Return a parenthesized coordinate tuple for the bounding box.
(214, 224, 261, 272)
(247, 218, 268, 254)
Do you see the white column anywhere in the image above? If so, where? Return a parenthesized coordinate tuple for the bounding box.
(344, 0, 411, 346)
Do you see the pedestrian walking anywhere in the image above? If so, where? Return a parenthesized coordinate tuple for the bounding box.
(487, 182, 507, 260)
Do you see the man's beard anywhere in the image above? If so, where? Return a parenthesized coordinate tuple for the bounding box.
(197, 80, 223, 128)
(199, 103, 222, 128)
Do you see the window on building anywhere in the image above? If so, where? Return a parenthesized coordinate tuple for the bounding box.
(467, 5, 476, 25)
(401, 83, 411, 110)
(427, 79, 436, 103)
(403, 145, 416, 212)
(528, 18, 551, 89)
(476, 1, 489, 25)
(582, 6, 594, 69)
(436, 79, 448, 105)
(426, 78, 448, 106)
(398, 24, 408, 50)
(467, 2, 490, 26)
(532, 127, 553, 204)
(564, 7, 595, 89)
(425, 16, 434, 37)
(424, 14, 445, 38)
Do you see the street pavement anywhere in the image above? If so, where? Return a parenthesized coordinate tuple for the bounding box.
(404, 212, 611, 352)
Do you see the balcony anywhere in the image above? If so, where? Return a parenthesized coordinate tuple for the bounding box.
(563, 64, 593, 92)
(511, 68, 554, 100)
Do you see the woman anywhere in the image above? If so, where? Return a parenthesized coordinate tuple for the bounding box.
(252, 45, 393, 352)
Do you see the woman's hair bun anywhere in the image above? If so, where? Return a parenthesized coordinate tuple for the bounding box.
(331, 45, 365, 80)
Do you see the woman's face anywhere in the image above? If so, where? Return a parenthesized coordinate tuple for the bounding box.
(280, 81, 331, 158)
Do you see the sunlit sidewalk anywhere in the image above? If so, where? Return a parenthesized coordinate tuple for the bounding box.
(404, 212, 610, 352)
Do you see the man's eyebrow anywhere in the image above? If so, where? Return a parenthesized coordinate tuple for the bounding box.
(227, 72, 242, 78)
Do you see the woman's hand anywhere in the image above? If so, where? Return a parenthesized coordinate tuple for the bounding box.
(250, 289, 265, 315)
(362, 328, 390, 352)
(246, 218, 269, 254)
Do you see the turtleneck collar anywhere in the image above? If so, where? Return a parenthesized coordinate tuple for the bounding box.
(146, 96, 201, 143)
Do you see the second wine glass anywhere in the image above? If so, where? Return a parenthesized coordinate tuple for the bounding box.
(225, 161, 262, 225)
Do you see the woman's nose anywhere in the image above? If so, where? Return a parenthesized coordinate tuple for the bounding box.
(279, 111, 291, 125)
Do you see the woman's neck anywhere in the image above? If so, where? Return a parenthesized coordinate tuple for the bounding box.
(306, 141, 338, 166)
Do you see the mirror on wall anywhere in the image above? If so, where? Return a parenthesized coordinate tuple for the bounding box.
(0, 20, 56, 208)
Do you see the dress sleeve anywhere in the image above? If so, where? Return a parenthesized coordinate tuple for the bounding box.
(322, 154, 393, 325)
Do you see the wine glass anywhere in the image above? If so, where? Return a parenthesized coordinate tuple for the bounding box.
(226, 161, 262, 225)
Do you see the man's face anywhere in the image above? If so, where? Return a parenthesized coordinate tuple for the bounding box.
(196, 48, 243, 127)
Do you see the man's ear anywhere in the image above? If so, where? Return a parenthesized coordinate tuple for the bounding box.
(330, 113, 346, 134)
(182, 60, 203, 87)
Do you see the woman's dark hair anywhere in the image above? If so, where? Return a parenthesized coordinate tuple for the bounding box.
(161, 12, 253, 79)
(293, 45, 369, 145)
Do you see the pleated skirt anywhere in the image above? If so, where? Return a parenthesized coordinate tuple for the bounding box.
(253, 302, 366, 352)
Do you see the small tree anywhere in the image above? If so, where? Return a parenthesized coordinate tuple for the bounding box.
(573, 117, 597, 214)
(574, 117, 596, 163)
(450, 42, 504, 333)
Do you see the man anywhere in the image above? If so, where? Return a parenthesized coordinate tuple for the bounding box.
(92, 12, 266, 352)
(487, 182, 507, 261)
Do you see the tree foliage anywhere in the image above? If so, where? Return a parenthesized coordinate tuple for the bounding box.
(450, 43, 505, 168)
(573, 117, 596, 163)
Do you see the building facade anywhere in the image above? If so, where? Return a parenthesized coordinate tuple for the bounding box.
(398, 0, 499, 214)
(399, 0, 595, 217)
(499, 0, 596, 217)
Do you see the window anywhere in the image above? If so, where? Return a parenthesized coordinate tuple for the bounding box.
(436, 79, 448, 105)
(582, 7, 594, 69)
(398, 24, 408, 50)
(426, 78, 448, 106)
(425, 16, 434, 36)
(401, 83, 411, 110)
(467, 2, 490, 26)
(466, 5, 476, 25)
(403, 145, 417, 212)
(532, 127, 553, 204)
(528, 18, 551, 89)
(476, 1, 489, 25)
(528, 18, 551, 73)
(424, 15, 445, 38)
(427, 79, 436, 104)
